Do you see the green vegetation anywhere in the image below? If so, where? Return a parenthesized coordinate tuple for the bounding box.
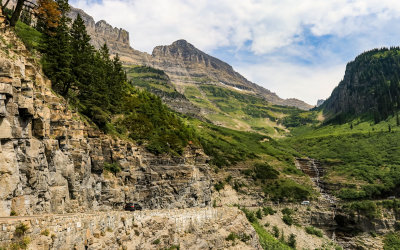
(281, 208, 294, 215)
(125, 65, 184, 98)
(264, 179, 312, 202)
(225, 232, 250, 242)
(15, 21, 42, 51)
(305, 226, 323, 237)
(253, 222, 292, 250)
(322, 47, 400, 123)
(285, 126, 400, 200)
(152, 239, 160, 245)
(32, 1, 195, 156)
(103, 162, 121, 175)
(15, 223, 29, 237)
(384, 232, 400, 250)
(40, 229, 50, 237)
(263, 206, 276, 216)
(282, 214, 293, 226)
(342, 200, 380, 219)
(287, 234, 296, 248)
(214, 181, 225, 192)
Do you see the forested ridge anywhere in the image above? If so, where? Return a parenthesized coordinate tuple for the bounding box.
(322, 47, 400, 123)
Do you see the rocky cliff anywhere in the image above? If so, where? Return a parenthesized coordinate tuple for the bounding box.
(67, 7, 151, 64)
(321, 47, 400, 122)
(149, 40, 312, 110)
(0, 27, 211, 217)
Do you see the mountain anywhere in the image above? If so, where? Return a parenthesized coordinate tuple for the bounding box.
(321, 47, 400, 122)
(67, 7, 152, 64)
(149, 39, 312, 110)
(65, 8, 311, 110)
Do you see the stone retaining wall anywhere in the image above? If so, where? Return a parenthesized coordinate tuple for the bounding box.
(0, 207, 261, 249)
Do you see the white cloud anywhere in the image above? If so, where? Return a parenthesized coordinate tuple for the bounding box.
(70, 0, 400, 53)
(69, 0, 400, 103)
(236, 61, 345, 105)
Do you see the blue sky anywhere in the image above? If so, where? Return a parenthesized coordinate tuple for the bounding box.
(71, 0, 400, 105)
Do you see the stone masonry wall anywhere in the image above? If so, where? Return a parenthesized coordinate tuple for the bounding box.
(0, 207, 261, 249)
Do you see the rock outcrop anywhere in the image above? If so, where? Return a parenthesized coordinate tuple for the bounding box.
(0, 26, 211, 217)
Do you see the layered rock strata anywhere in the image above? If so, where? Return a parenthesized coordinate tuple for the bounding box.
(0, 27, 211, 217)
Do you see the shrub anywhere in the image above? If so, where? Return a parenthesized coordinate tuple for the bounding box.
(287, 234, 296, 248)
(152, 239, 160, 245)
(395, 222, 400, 231)
(384, 232, 400, 249)
(263, 206, 276, 215)
(214, 181, 225, 192)
(263, 179, 311, 201)
(281, 207, 294, 215)
(272, 225, 280, 238)
(10, 210, 17, 216)
(226, 232, 239, 241)
(241, 208, 258, 223)
(253, 162, 279, 180)
(40, 229, 50, 236)
(167, 245, 180, 250)
(305, 226, 323, 237)
(282, 215, 293, 226)
(256, 209, 263, 219)
(103, 162, 121, 175)
(15, 223, 29, 237)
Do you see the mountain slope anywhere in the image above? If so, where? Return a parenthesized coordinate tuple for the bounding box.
(63, 7, 311, 109)
(321, 47, 400, 123)
(149, 39, 312, 110)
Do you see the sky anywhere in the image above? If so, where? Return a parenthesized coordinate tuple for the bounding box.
(70, 0, 400, 105)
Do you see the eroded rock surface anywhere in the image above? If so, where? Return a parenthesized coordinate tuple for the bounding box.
(0, 27, 211, 217)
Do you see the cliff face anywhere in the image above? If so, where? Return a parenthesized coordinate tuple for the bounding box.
(150, 40, 312, 110)
(322, 48, 400, 121)
(0, 29, 211, 217)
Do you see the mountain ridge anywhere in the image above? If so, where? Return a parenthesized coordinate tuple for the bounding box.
(65, 7, 312, 110)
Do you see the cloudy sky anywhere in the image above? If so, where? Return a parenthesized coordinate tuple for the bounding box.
(70, 0, 400, 105)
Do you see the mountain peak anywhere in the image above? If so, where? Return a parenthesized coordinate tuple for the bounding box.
(171, 39, 192, 47)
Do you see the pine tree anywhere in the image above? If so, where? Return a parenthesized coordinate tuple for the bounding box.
(41, 9, 73, 95)
(70, 13, 95, 92)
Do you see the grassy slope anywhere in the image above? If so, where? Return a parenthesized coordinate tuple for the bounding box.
(182, 83, 316, 137)
(284, 114, 400, 200)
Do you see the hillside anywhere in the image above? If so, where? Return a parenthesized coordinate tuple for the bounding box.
(321, 47, 400, 123)
(5, 2, 400, 249)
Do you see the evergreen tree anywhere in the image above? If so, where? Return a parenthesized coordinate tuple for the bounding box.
(40, 0, 72, 96)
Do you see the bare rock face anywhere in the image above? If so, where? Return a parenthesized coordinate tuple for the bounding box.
(150, 40, 312, 110)
(0, 27, 211, 217)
